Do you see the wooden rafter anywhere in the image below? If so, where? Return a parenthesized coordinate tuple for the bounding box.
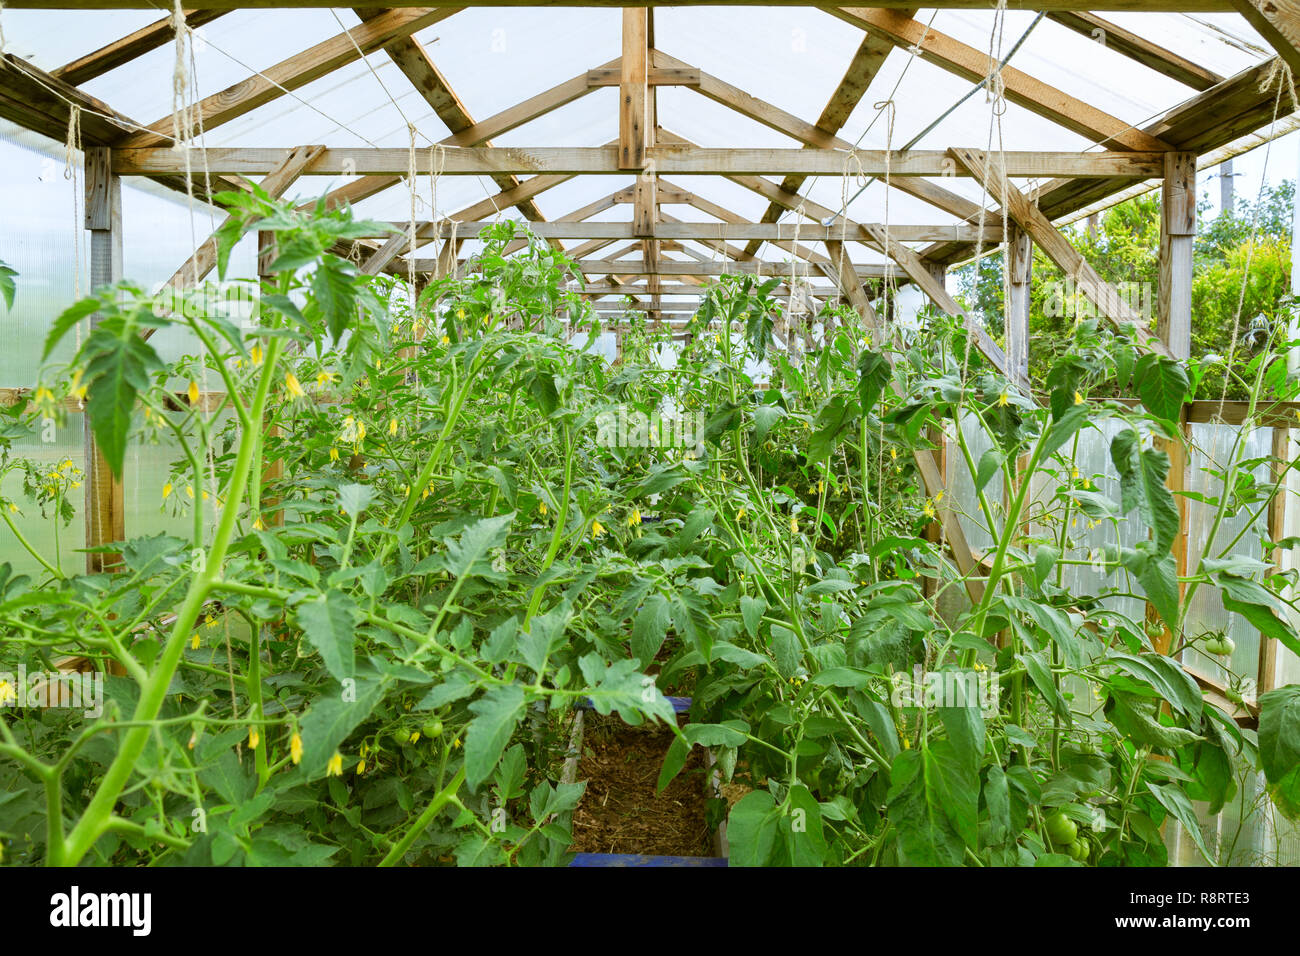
(1045, 12, 1225, 90)
(352, 8, 554, 243)
(52, 10, 229, 86)
(741, 10, 909, 258)
(118, 7, 460, 148)
(163, 144, 326, 292)
(949, 146, 1174, 358)
(828, 7, 1173, 151)
(1231, 0, 1300, 75)
(6, 2, 1245, 11)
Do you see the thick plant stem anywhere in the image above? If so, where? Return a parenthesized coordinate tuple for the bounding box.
(59, 337, 285, 867)
(377, 766, 466, 866)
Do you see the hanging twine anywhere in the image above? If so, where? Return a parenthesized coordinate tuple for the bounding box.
(64, 105, 82, 305)
(874, 98, 897, 333)
(1259, 57, 1298, 114)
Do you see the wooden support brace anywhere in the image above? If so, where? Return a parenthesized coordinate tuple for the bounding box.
(83, 147, 125, 573)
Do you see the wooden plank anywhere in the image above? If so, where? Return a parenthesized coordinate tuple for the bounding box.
(164, 144, 325, 290)
(1232, 0, 1300, 76)
(620, 9, 650, 171)
(586, 65, 700, 87)
(118, 7, 461, 148)
(111, 146, 1169, 178)
(830, 8, 1173, 152)
(52, 10, 228, 86)
(0, 52, 137, 144)
(923, 58, 1299, 269)
(493, 258, 899, 278)
(84, 147, 125, 574)
(1260, 423, 1290, 692)
(364, 171, 577, 273)
(9, 2, 1240, 11)
(1046, 12, 1223, 91)
(406, 220, 1008, 242)
(1006, 224, 1032, 385)
(1158, 152, 1197, 353)
(353, 9, 553, 244)
(950, 147, 1174, 358)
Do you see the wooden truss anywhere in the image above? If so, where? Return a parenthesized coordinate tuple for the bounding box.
(2, 2, 1298, 717)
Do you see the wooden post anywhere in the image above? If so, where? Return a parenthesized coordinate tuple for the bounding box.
(1006, 225, 1032, 387)
(1152, 151, 1196, 655)
(619, 9, 649, 173)
(1260, 424, 1288, 694)
(83, 147, 124, 573)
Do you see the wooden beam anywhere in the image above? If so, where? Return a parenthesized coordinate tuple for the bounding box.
(1231, 1, 1300, 76)
(654, 45, 986, 228)
(483, 258, 899, 278)
(9, 2, 1241, 11)
(84, 147, 125, 574)
(620, 9, 650, 171)
(923, 58, 1300, 269)
(829, 7, 1173, 152)
(1006, 224, 1033, 385)
(1158, 152, 1197, 356)
(364, 170, 578, 273)
(0, 52, 137, 144)
(950, 147, 1174, 358)
(52, 10, 229, 86)
(354, 9, 552, 244)
(164, 144, 325, 291)
(119, 7, 460, 148)
(1149, 153, 1196, 656)
(1046, 12, 1224, 91)
(404, 220, 1008, 242)
(305, 57, 621, 223)
(741, 18, 906, 259)
(110, 146, 1169, 178)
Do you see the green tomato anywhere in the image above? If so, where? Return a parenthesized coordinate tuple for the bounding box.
(1068, 839, 1090, 862)
(422, 718, 443, 738)
(1045, 810, 1078, 846)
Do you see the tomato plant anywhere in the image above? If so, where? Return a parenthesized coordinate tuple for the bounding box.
(0, 191, 1297, 867)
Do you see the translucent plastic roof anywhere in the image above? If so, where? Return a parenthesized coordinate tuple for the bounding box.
(0, 5, 1290, 267)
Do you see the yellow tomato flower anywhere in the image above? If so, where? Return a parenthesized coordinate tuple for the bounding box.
(162, 482, 173, 500)
(923, 500, 937, 519)
(789, 515, 798, 535)
(356, 759, 366, 775)
(889, 446, 898, 461)
(185, 484, 195, 499)
(934, 489, 944, 503)
(285, 372, 304, 400)
(329, 446, 340, 462)
(591, 519, 606, 538)
(187, 380, 199, 405)
(451, 737, 462, 750)
(539, 501, 548, 516)
(6, 503, 17, 513)
(190, 633, 200, 650)
(456, 308, 466, 320)
(902, 737, 911, 750)
(253, 517, 265, 531)
(389, 418, 398, 437)
(248, 727, 260, 750)
(817, 480, 825, 493)
(1071, 467, 1080, 480)
(409, 731, 421, 744)
(1074, 390, 1084, 406)
(737, 507, 747, 520)
(998, 391, 1009, 407)
(326, 751, 343, 776)
(440, 335, 451, 345)
(290, 732, 303, 765)
(250, 344, 263, 366)
(0, 680, 15, 705)
(627, 508, 641, 526)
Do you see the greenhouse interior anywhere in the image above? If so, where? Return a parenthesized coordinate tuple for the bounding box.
(0, 0, 1298, 875)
